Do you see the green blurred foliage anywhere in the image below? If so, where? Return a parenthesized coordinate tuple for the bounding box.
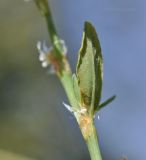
(0, 149, 35, 160)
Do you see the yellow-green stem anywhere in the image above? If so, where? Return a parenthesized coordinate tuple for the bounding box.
(85, 121, 102, 160)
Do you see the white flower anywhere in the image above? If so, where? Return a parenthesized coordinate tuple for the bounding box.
(37, 41, 52, 68)
(54, 39, 68, 55)
(36, 39, 67, 74)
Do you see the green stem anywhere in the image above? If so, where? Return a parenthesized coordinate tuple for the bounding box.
(44, 10, 57, 44)
(35, 0, 63, 57)
(60, 71, 79, 109)
(35, 1, 102, 159)
(85, 121, 102, 160)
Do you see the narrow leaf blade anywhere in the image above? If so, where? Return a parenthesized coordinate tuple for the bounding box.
(96, 95, 116, 112)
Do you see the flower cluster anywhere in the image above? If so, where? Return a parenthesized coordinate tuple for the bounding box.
(36, 39, 67, 73)
(37, 41, 52, 68)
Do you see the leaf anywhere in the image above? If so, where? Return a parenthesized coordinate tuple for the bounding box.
(72, 74, 81, 104)
(95, 95, 116, 112)
(76, 21, 103, 114)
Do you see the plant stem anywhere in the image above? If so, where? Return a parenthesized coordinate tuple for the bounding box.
(44, 9, 63, 57)
(35, 1, 102, 159)
(85, 121, 102, 160)
(60, 71, 79, 109)
(35, 0, 62, 57)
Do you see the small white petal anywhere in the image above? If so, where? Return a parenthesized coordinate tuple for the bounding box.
(97, 115, 100, 120)
(42, 61, 49, 68)
(39, 53, 46, 61)
(63, 102, 73, 113)
(54, 39, 68, 55)
(60, 40, 68, 55)
(43, 41, 52, 53)
(37, 41, 41, 51)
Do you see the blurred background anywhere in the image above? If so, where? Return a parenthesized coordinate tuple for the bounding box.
(0, 0, 146, 159)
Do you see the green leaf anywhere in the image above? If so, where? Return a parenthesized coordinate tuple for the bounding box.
(72, 74, 82, 105)
(96, 95, 116, 112)
(76, 21, 103, 114)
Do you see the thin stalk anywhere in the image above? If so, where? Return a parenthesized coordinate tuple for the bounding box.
(35, 1, 102, 159)
(60, 71, 79, 109)
(35, 0, 62, 57)
(85, 121, 102, 160)
(44, 10, 63, 57)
